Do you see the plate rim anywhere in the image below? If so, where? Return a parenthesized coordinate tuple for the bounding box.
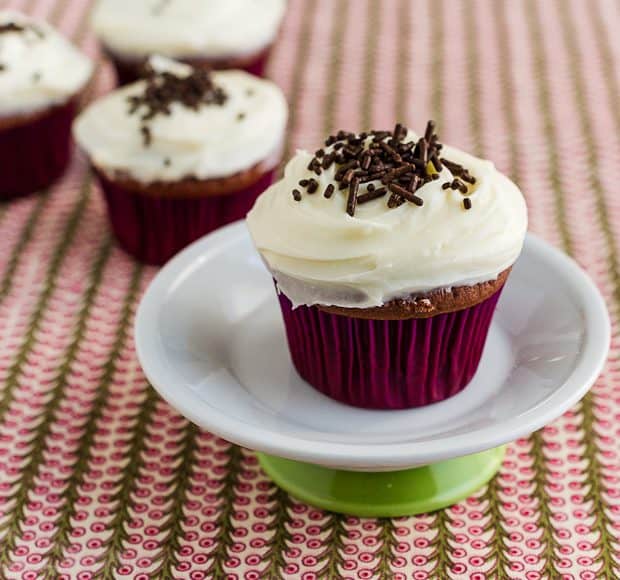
(135, 222, 611, 469)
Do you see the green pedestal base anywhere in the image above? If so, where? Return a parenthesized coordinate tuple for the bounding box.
(258, 446, 506, 517)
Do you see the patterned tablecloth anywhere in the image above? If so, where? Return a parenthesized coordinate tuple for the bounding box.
(0, 0, 619, 578)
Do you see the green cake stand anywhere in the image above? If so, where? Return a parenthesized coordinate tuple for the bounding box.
(258, 447, 506, 517)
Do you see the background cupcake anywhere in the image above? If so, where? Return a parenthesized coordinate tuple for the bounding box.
(247, 122, 528, 410)
(92, 0, 287, 85)
(74, 56, 288, 265)
(0, 11, 92, 199)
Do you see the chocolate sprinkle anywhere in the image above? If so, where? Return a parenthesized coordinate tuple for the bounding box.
(128, 64, 228, 146)
(424, 120, 436, 142)
(307, 179, 319, 194)
(389, 183, 423, 206)
(292, 189, 302, 201)
(357, 187, 387, 204)
(346, 177, 360, 216)
(463, 198, 472, 210)
(141, 126, 152, 147)
(441, 158, 476, 185)
(291, 121, 477, 216)
(0, 23, 25, 34)
(0, 22, 43, 37)
(387, 193, 405, 208)
(361, 152, 372, 170)
(307, 158, 322, 175)
(321, 154, 335, 170)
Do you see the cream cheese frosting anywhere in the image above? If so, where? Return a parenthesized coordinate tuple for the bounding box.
(73, 57, 288, 183)
(247, 131, 528, 309)
(92, 0, 287, 60)
(0, 11, 93, 116)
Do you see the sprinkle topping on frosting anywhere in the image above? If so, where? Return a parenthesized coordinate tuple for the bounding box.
(0, 21, 43, 36)
(0, 20, 44, 72)
(73, 62, 288, 182)
(294, 121, 477, 215)
(0, 11, 92, 114)
(127, 63, 227, 145)
(247, 126, 527, 309)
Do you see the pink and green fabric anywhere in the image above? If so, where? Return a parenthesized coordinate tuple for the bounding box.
(0, 0, 619, 578)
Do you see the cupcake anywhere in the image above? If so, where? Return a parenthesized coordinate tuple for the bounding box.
(0, 11, 93, 199)
(91, 0, 287, 85)
(247, 122, 528, 410)
(74, 56, 288, 265)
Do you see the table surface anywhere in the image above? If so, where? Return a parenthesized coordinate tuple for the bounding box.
(0, 0, 619, 578)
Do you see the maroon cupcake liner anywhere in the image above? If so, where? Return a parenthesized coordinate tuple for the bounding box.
(111, 47, 272, 86)
(278, 287, 504, 410)
(0, 99, 76, 199)
(239, 48, 271, 78)
(95, 168, 276, 265)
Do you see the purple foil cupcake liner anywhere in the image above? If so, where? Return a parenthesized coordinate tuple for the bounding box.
(0, 99, 75, 199)
(278, 288, 504, 410)
(111, 48, 272, 86)
(96, 169, 275, 265)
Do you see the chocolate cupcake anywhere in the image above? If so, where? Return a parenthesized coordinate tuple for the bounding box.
(247, 122, 528, 410)
(74, 57, 288, 265)
(91, 0, 287, 85)
(0, 11, 93, 199)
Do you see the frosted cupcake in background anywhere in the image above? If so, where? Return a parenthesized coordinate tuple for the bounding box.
(91, 0, 287, 85)
(74, 56, 288, 265)
(0, 11, 92, 198)
(247, 122, 528, 410)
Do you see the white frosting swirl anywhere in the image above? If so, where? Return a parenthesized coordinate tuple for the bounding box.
(247, 134, 528, 308)
(92, 0, 287, 60)
(73, 57, 288, 182)
(0, 11, 93, 116)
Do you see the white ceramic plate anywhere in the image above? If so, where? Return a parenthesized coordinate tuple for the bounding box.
(135, 222, 610, 471)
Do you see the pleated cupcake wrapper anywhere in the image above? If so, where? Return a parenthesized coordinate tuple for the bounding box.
(96, 168, 275, 265)
(0, 100, 75, 199)
(111, 48, 272, 86)
(278, 287, 504, 410)
(240, 49, 270, 77)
